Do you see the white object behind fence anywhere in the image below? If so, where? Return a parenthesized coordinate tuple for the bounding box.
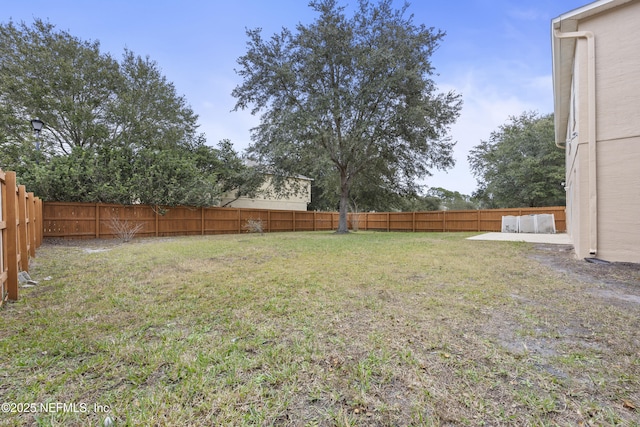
(519, 215, 536, 233)
(501, 214, 556, 234)
(501, 216, 519, 233)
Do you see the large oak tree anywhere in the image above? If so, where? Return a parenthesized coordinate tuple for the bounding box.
(233, 0, 462, 232)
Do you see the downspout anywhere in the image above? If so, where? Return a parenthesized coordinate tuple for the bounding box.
(554, 29, 597, 256)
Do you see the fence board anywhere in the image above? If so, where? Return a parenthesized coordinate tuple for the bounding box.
(160, 206, 203, 236)
(389, 212, 414, 231)
(4, 172, 19, 302)
(17, 185, 29, 271)
(0, 170, 9, 304)
(204, 208, 241, 234)
(294, 211, 315, 231)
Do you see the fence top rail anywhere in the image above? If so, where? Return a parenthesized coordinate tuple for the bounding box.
(43, 202, 565, 215)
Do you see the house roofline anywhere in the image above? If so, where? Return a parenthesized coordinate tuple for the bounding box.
(244, 160, 314, 181)
(551, 0, 636, 145)
(552, 0, 624, 28)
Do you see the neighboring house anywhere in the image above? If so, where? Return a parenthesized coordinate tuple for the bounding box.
(552, 0, 640, 263)
(219, 174, 312, 211)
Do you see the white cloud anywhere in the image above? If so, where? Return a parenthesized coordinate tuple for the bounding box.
(427, 69, 548, 195)
(195, 75, 258, 151)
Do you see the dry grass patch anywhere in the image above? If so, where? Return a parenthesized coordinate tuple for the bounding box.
(0, 232, 638, 426)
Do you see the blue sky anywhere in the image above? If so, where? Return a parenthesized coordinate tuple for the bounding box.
(4, 0, 589, 195)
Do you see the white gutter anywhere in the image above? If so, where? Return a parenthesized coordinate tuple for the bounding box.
(553, 29, 597, 256)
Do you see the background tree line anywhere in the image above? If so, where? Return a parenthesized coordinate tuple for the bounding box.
(468, 112, 564, 209)
(303, 111, 564, 213)
(0, 19, 261, 207)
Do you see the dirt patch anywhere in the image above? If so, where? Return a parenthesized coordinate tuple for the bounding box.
(474, 243, 640, 421)
(44, 237, 121, 246)
(529, 243, 640, 306)
(43, 236, 178, 251)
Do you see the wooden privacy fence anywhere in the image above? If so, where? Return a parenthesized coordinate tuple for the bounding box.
(0, 169, 43, 306)
(350, 207, 566, 233)
(43, 202, 565, 239)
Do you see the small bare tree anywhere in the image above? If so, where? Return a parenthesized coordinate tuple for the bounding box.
(242, 218, 264, 235)
(109, 217, 144, 242)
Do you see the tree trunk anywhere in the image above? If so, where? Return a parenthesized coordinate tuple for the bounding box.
(336, 169, 350, 234)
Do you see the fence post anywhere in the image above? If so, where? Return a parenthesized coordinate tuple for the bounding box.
(95, 203, 100, 238)
(155, 206, 159, 237)
(34, 197, 42, 247)
(201, 206, 205, 235)
(267, 210, 271, 233)
(5, 172, 19, 301)
(17, 185, 29, 272)
(442, 211, 446, 232)
(38, 199, 43, 245)
(28, 192, 36, 258)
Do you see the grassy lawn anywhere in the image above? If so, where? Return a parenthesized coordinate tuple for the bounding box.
(1, 232, 638, 426)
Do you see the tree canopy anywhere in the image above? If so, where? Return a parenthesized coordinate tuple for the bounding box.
(468, 112, 565, 208)
(233, 0, 462, 232)
(0, 19, 260, 207)
(424, 187, 477, 210)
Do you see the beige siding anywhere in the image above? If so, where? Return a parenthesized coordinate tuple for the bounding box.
(220, 175, 312, 211)
(555, 0, 640, 263)
(582, 1, 640, 142)
(221, 197, 309, 211)
(597, 136, 640, 262)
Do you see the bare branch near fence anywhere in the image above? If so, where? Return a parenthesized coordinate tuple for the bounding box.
(242, 218, 264, 235)
(109, 217, 144, 242)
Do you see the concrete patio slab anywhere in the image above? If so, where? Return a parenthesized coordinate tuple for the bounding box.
(467, 232, 572, 245)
